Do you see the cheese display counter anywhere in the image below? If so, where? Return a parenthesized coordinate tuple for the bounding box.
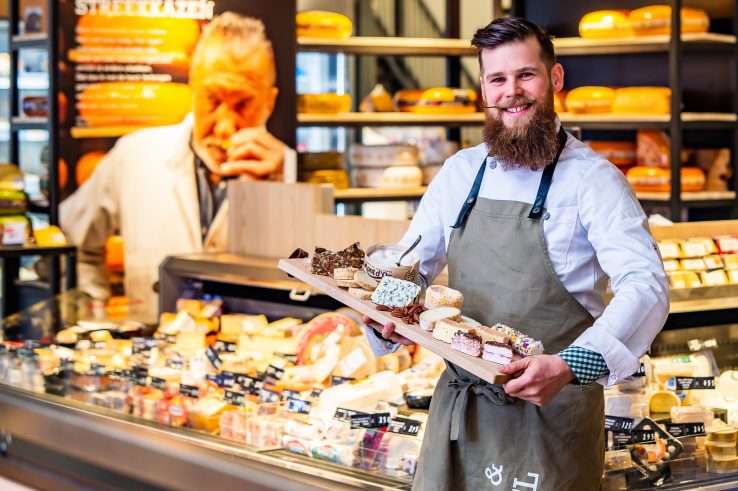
(0, 252, 737, 490)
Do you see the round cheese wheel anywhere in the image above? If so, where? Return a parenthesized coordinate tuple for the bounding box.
(424, 285, 464, 310)
(629, 6, 709, 36)
(78, 82, 192, 127)
(579, 10, 634, 39)
(76, 151, 106, 186)
(586, 141, 636, 167)
(411, 88, 477, 115)
(564, 86, 615, 114)
(626, 166, 705, 192)
(613, 87, 671, 114)
(297, 93, 351, 114)
(296, 11, 352, 39)
(554, 90, 568, 113)
(395, 89, 425, 112)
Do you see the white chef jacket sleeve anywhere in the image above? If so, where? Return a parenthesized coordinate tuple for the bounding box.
(363, 161, 450, 355)
(59, 145, 123, 303)
(572, 162, 669, 387)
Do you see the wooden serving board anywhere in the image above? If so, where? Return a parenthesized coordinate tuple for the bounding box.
(278, 258, 510, 384)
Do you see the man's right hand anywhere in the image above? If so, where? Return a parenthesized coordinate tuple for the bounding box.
(362, 316, 415, 346)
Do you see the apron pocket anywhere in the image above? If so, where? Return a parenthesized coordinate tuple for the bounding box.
(543, 205, 579, 272)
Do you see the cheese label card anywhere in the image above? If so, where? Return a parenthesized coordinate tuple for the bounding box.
(330, 375, 355, 386)
(179, 384, 200, 399)
(133, 367, 148, 386)
(275, 352, 298, 364)
(657, 242, 681, 259)
(113, 368, 131, 380)
(206, 374, 224, 387)
(665, 422, 706, 437)
(672, 376, 715, 390)
(265, 364, 285, 381)
(282, 389, 300, 401)
(220, 371, 236, 388)
(205, 345, 222, 370)
(166, 359, 184, 370)
(683, 242, 708, 258)
(631, 429, 656, 443)
(287, 397, 311, 414)
(310, 388, 324, 398)
(150, 377, 167, 390)
(604, 415, 635, 432)
(224, 390, 245, 407)
(388, 417, 422, 437)
(259, 388, 281, 403)
(350, 412, 390, 429)
(334, 407, 362, 423)
(90, 363, 106, 376)
(132, 337, 160, 354)
(213, 340, 237, 354)
(633, 363, 646, 377)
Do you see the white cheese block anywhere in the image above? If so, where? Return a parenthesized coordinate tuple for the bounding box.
(418, 307, 461, 332)
(371, 277, 421, 308)
(432, 318, 472, 344)
(424, 285, 464, 310)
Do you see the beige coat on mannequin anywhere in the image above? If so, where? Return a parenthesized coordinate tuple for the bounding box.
(60, 114, 295, 323)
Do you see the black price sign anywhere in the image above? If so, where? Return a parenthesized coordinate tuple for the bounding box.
(310, 388, 323, 399)
(666, 422, 706, 438)
(631, 430, 656, 443)
(287, 397, 311, 414)
(674, 377, 715, 390)
(234, 374, 255, 388)
(282, 389, 300, 401)
(265, 365, 285, 381)
(605, 415, 635, 433)
(633, 363, 647, 377)
(113, 368, 131, 380)
(275, 352, 298, 364)
(132, 337, 160, 354)
(224, 390, 245, 407)
(330, 375, 355, 387)
(205, 345, 222, 370)
(610, 432, 632, 449)
(133, 367, 148, 386)
(179, 384, 200, 399)
(166, 359, 184, 370)
(388, 417, 422, 437)
(151, 377, 167, 390)
(334, 407, 361, 423)
(214, 340, 237, 354)
(259, 388, 281, 403)
(220, 371, 236, 388)
(90, 364, 107, 376)
(350, 412, 390, 429)
(206, 374, 224, 387)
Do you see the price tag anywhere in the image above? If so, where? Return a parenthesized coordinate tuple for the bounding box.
(275, 352, 298, 364)
(259, 388, 281, 403)
(213, 339, 237, 354)
(132, 337, 160, 354)
(388, 417, 422, 437)
(165, 359, 184, 370)
(350, 412, 390, 429)
(220, 371, 236, 388)
(150, 377, 167, 390)
(206, 374, 224, 387)
(234, 374, 255, 388)
(631, 430, 656, 443)
(113, 368, 131, 380)
(90, 363, 107, 376)
(155, 333, 177, 344)
(673, 376, 715, 390)
(633, 363, 646, 377)
(330, 375, 355, 387)
(334, 407, 362, 423)
(265, 364, 284, 381)
(310, 388, 324, 399)
(610, 432, 632, 449)
(224, 390, 245, 407)
(179, 384, 200, 399)
(604, 415, 635, 433)
(287, 397, 312, 414)
(665, 422, 706, 437)
(205, 345, 222, 370)
(133, 367, 148, 386)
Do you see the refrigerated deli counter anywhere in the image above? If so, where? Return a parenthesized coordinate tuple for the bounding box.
(0, 252, 737, 491)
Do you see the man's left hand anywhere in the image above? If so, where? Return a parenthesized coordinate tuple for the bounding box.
(220, 128, 285, 178)
(499, 355, 575, 406)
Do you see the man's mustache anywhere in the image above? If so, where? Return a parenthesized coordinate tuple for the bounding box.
(490, 96, 538, 110)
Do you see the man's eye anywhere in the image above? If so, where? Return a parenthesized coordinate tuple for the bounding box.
(490, 77, 504, 84)
(519, 72, 534, 79)
(235, 97, 253, 113)
(206, 93, 220, 108)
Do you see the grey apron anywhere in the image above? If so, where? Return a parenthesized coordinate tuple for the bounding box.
(413, 128, 605, 491)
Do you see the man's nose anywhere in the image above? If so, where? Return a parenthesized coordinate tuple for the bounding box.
(213, 103, 237, 137)
(503, 78, 523, 98)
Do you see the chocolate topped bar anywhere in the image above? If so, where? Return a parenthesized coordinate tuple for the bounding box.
(310, 242, 365, 276)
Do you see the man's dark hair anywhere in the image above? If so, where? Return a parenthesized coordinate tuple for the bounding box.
(471, 17, 555, 72)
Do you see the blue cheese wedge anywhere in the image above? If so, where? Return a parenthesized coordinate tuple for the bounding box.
(370, 277, 421, 308)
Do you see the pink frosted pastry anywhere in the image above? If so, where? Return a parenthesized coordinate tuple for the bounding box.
(451, 331, 482, 357)
(482, 341, 513, 364)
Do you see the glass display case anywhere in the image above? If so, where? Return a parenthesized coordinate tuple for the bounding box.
(0, 253, 737, 490)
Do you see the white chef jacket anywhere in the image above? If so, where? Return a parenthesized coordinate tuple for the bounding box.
(367, 131, 669, 387)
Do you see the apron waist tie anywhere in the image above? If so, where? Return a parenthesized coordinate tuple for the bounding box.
(448, 378, 514, 441)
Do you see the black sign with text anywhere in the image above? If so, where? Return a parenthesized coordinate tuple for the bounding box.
(674, 377, 715, 390)
(179, 384, 200, 399)
(287, 397, 311, 414)
(388, 417, 422, 436)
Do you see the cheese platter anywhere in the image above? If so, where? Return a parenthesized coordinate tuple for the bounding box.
(278, 257, 512, 384)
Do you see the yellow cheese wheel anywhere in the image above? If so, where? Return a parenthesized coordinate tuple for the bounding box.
(411, 88, 477, 115)
(395, 89, 425, 112)
(629, 6, 710, 36)
(297, 93, 351, 114)
(586, 141, 636, 167)
(579, 10, 634, 39)
(78, 82, 192, 127)
(626, 166, 705, 192)
(564, 86, 615, 114)
(76, 151, 106, 186)
(297, 11, 352, 39)
(613, 87, 671, 114)
(649, 390, 680, 414)
(553, 90, 567, 113)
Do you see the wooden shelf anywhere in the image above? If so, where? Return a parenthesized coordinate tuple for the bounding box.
(334, 187, 427, 202)
(636, 190, 737, 201)
(298, 112, 736, 128)
(298, 33, 735, 57)
(11, 116, 48, 130)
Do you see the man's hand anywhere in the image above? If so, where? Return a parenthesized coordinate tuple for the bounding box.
(220, 128, 285, 178)
(499, 354, 575, 406)
(361, 316, 415, 346)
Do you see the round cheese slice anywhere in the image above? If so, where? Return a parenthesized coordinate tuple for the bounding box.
(418, 307, 462, 332)
(354, 269, 379, 291)
(348, 287, 373, 300)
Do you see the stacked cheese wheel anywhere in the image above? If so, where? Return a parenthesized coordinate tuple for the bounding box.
(579, 6, 709, 39)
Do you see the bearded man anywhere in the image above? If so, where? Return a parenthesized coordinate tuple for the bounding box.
(364, 17, 668, 490)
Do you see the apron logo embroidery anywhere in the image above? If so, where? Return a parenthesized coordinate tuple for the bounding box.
(484, 464, 503, 486)
(512, 472, 540, 490)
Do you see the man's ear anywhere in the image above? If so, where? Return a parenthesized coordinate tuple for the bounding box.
(551, 63, 564, 93)
(266, 87, 278, 116)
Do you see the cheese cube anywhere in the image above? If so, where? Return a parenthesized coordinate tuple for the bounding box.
(370, 277, 421, 308)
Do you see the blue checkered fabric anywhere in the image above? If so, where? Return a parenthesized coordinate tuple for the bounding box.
(558, 346, 609, 387)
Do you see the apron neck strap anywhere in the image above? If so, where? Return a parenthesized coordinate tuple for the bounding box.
(451, 157, 487, 229)
(527, 126, 568, 220)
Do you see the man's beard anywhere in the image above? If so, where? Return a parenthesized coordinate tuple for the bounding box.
(483, 87, 559, 171)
